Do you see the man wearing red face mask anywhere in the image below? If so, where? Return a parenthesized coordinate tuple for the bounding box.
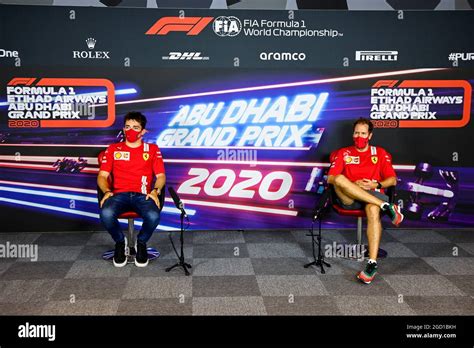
(97, 112, 166, 268)
(328, 118, 403, 284)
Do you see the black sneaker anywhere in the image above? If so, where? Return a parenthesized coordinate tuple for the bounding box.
(113, 241, 127, 267)
(135, 241, 149, 267)
(357, 261, 378, 284)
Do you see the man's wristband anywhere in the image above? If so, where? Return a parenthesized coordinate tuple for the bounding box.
(376, 182, 383, 189)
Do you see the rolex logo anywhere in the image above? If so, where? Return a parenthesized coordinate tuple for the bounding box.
(73, 38, 110, 60)
(86, 38, 97, 50)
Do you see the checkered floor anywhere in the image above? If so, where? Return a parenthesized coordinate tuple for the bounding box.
(0, 229, 473, 315)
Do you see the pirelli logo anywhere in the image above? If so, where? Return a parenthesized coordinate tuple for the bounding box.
(356, 51, 398, 61)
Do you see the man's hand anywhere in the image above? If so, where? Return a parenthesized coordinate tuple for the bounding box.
(355, 179, 377, 190)
(146, 190, 161, 209)
(100, 191, 113, 208)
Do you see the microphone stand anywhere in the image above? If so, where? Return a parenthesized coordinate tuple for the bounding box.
(166, 207, 192, 276)
(304, 187, 331, 274)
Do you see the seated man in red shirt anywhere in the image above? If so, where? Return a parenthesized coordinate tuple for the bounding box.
(98, 112, 166, 268)
(328, 118, 403, 284)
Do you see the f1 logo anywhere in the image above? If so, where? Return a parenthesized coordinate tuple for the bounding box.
(146, 17, 213, 36)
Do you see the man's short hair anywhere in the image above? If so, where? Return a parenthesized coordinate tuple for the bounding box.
(124, 111, 147, 129)
(353, 117, 374, 133)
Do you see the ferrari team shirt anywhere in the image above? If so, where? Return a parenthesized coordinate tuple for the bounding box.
(100, 142, 165, 194)
(328, 145, 396, 192)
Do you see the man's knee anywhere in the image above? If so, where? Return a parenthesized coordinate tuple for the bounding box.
(365, 203, 380, 218)
(333, 174, 347, 187)
(143, 210, 160, 227)
(100, 206, 117, 221)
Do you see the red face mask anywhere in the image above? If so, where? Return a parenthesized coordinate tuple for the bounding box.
(125, 129, 141, 143)
(353, 136, 369, 149)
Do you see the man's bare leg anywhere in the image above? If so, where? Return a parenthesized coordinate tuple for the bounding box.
(333, 174, 385, 206)
(365, 203, 382, 260)
(334, 185, 355, 206)
(357, 203, 382, 284)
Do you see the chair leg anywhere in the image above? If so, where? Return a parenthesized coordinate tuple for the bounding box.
(127, 218, 136, 256)
(357, 217, 362, 245)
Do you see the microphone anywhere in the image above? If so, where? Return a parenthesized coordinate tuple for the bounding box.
(168, 186, 187, 217)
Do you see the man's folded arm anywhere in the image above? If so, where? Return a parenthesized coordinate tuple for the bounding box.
(379, 176, 397, 188)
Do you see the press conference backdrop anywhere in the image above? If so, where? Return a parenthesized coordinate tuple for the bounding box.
(0, 5, 473, 231)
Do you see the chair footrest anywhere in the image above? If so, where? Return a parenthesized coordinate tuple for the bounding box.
(102, 247, 160, 261)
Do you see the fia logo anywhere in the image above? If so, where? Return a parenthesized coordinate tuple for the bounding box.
(213, 16, 242, 37)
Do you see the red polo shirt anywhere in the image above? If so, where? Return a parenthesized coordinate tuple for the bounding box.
(100, 142, 165, 194)
(328, 145, 396, 191)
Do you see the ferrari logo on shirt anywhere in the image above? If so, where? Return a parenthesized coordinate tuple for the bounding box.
(371, 156, 378, 164)
(344, 156, 360, 164)
(114, 151, 130, 160)
(143, 153, 150, 161)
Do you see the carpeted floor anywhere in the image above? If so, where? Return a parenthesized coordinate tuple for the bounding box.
(0, 228, 473, 315)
